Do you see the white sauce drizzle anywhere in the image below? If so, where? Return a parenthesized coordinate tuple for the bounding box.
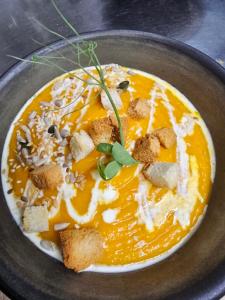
(135, 181, 154, 231)
(99, 185, 119, 205)
(102, 208, 120, 224)
(135, 156, 201, 230)
(61, 171, 101, 224)
(151, 156, 199, 227)
(147, 86, 158, 133)
(147, 83, 197, 196)
(75, 86, 93, 129)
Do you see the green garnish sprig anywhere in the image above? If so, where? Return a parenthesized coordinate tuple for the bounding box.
(8, 0, 138, 181)
(97, 142, 137, 180)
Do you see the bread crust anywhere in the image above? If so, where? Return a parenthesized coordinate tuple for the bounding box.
(153, 127, 176, 149)
(133, 134, 160, 163)
(128, 98, 149, 119)
(88, 117, 112, 145)
(59, 228, 103, 272)
(30, 164, 63, 190)
(110, 115, 128, 143)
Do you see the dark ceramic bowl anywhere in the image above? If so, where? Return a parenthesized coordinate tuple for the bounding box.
(1, 30, 225, 300)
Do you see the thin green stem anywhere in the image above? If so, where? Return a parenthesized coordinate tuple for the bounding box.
(10, 1, 125, 150)
(33, 55, 93, 84)
(51, 0, 80, 36)
(102, 85, 124, 146)
(37, 53, 101, 84)
(8, 55, 49, 66)
(9, 54, 86, 84)
(62, 90, 101, 118)
(62, 102, 89, 118)
(32, 18, 88, 59)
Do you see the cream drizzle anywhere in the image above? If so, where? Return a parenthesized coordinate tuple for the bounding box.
(135, 156, 200, 230)
(75, 87, 93, 130)
(59, 171, 101, 224)
(53, 174, 119, 224)
(147, 85, 158, 133)
(102, 208, 120, 224)
(150, 156, 200, 227)
(147, 83, 196, 196)
(135, 181, 154, 231)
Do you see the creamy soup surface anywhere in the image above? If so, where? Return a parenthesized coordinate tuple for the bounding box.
(1, 64, 215, 272)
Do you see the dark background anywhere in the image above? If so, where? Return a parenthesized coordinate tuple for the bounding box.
(1, 0, 225, 77)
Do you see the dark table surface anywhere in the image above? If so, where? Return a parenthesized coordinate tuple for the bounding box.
(1, 0, 225, 78)
(1, 0, 225, 299)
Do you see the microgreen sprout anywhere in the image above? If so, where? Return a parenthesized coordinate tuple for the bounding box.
(8, 0, 138, 180)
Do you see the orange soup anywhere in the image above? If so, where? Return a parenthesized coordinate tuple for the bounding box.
(1, 64, 214, 272)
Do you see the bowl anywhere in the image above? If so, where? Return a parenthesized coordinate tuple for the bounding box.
(0, 30, 225, 300)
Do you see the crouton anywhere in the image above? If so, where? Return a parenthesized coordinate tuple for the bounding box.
(143, 162, 178, 189)
(59, 228, 103, 272)
(133, 134, 160, 163)
(30, 164, 63, 190)
(88, 117, 112, 145)
(153, 127, 176, 149)
(70, 130, 95, 161)
(101, 88, 122, 111)
(23, 205, 49, 233)
(128, 98, 149, 119)
(109, 114, 128, 143)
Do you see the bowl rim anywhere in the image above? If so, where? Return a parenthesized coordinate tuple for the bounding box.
(1, 29, 225, 300)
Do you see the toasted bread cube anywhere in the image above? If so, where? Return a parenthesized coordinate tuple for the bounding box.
(128, 98, 149, 119)
(143, 162, 178, 189)
(59, 228, 103, 272)
(88, 117, 113, 145)
(133, 134, 160, 163)
(70, 130, 95, 161)
(109, 114, 128, 143)
(23, 205, 49, 233)
(101, 88, 122, 111)
(153, 127, 176, 149)
(30, 164, 63, 190)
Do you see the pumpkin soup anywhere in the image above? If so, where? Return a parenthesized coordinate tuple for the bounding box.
(1, 64, 215, 272)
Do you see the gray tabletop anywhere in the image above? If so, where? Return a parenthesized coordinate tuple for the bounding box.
(1, 0, 225, 78)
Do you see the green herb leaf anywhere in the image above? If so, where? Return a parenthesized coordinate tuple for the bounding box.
(112, 142, 137, 165)
(117, 80, 129, 90)
(97, 159, 121, 180)
(97, 159, 107, 180)
(96, 143, 113, 154)
(103, 160, 121, 180)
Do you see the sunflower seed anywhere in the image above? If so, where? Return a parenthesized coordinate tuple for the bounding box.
(60, 129, 70, 138)
(40, 240, 56, 251)
(22, 148, 29, 158)
(54, 99, 63, 107)
(40, 101, 51, 107)
(29, 111, 37, 120)
(54, 223, 70, 231)
(17, 135, 26, 143)
(21, 125, 32, 143)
